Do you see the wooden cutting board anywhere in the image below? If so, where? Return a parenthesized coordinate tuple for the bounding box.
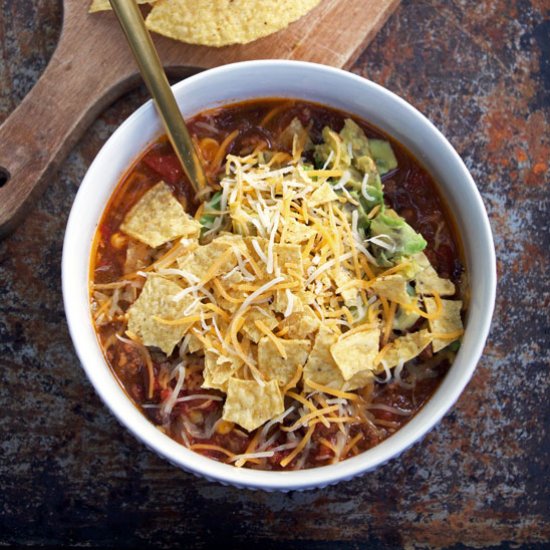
(0, 0, 399, 236)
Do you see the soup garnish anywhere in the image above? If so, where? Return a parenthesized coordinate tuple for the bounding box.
(91, 99, 465, 470)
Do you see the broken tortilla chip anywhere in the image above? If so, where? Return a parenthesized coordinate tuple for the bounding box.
(274, 243, 304, 277)
(279, 305, 320, 339)
(309, 182, 339, 206)
(283, 218, 317, 244)
(303, 326, 342, 389)
(127, 276, 196, 355)
(120, 181, 200, 248)
(330, 328, 380, 380)
(334, 268, 359, 305)
(241, 307, 279, 343)
(145, 0, 321, 47)
(272, 290, 304, 315)
(380, 329, 432, 372)
(370, 274, 415, 306)
(425, 298, 464, 352)
(414, 253, 455, 296)
(303, 326, 372, 392)
(222, 379, 284, 432)
(258, 337, 311, 386)
(202, 351, 242, 392)
(177, 237, 240, 281)
(187, 331, 203, 354)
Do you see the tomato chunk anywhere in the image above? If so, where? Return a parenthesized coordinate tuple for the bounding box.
(143, 152, 182, 184)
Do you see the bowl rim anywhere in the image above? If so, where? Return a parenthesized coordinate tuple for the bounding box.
(62, 59, 496, 491)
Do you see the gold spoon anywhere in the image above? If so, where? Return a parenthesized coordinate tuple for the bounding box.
(108, 0, 207, 195)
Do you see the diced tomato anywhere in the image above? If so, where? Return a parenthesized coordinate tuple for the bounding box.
(143, 152, 182, 185)
(100, 222, 113, 242)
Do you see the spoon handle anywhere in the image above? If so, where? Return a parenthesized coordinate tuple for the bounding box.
(109, 0, 207, 195)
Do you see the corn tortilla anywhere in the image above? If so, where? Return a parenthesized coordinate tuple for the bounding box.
(145, 0, 322, 47)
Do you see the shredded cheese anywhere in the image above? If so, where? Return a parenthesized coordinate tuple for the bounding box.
(279, 423, 316, 468)
(305, 379, 360, 402)
(254, 319, 287, 359)
(190, 443, 236, 459)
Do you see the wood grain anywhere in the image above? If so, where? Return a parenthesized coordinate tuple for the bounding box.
(0, 0, 399, 236)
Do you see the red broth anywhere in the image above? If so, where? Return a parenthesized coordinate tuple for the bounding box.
(90, 99, 465, 470)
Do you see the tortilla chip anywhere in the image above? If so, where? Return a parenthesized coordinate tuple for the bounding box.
(298, 290, 317, 306)
(330, 329, 380, 380)
(187, 331, 203, 354)
(283, 218, 316, 244)
(333, 268, 359, 305)
(243, 239, 304, 286)
(303, 326, 341, 388)
(243, 236, 269, 254)
(211, 233, 246, 248)
(370, 274, 415, 305)
(303, 326, 372, 391)
(89, 0, 153, 13)
(309, 182, 339, 206)
(425, 298, 464, 352)
(120, 182, 200, 248)
(177, 238, 239, 280)
(222, 379, 284, 432)
(272, 290, 304, 315)
(220, 269, 244, 285)
(345, 367, 375, 391)
(127, 276, 195, 355)
(380, 329, 432, 372)
(275, 244, 303, 276)
(213, 234, 249, 282)
(241, 307, 279, 343)
(257, 337, 311, 386)
(279, 305, 320, 339)
(145, 0, 321, 47)
(414, 253, 455, 296)
(242, 237, 269, 278)
(202, 351, 242, 392)
(215, 293, 243, 314)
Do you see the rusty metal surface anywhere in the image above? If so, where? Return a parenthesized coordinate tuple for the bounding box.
(0, 0, 548, 547)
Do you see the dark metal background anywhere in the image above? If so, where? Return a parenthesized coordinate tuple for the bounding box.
(0, 0, 548, 547)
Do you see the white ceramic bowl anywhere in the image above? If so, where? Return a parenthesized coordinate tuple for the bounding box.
(62, 60, 496, 491)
